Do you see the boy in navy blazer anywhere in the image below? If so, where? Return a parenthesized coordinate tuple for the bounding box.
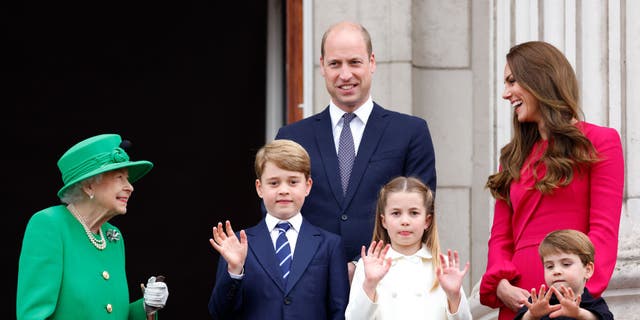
(208, 139, 350, 320)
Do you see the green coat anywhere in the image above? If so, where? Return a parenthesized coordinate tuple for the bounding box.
(17, 205, 152, 320)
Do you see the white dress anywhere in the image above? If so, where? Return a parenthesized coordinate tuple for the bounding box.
(345, 245, 472, 320)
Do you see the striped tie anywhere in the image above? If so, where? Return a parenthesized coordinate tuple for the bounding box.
(275, 222, 292, 282)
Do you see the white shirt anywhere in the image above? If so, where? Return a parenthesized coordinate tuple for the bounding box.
(329, 97, 373, 155)
(228, 213, 302, 279)
(345, 245, 471, 320)
(265, 212, 302, 255)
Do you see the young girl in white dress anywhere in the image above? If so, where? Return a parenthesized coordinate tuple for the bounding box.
(345, 176, 472, 320)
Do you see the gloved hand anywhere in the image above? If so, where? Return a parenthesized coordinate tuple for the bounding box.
(141, 276, 168, 315)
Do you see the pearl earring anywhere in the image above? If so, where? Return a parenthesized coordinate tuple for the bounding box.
(89, 194, 94, 200)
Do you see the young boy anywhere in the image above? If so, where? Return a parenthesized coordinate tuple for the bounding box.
(208, 139, 350, 320)
(515, 229, 613, 320)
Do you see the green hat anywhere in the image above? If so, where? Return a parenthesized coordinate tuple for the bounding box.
(57, 134, 153, 198)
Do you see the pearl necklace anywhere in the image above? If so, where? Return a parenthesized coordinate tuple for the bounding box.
(68, 204, 106, 250)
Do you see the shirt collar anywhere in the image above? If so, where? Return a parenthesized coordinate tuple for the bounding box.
(386, 244, 432, 264)
(265, 212, 302, 232)
(329, 96, 373, 129)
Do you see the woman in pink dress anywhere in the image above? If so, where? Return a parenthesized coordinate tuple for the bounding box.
(479, 41, 624, 320)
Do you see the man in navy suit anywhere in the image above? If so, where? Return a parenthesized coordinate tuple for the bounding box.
(208, 139, 349, 319)
(276, 21, 437, 281)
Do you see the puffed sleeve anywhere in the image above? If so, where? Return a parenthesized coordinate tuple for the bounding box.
(584, 126, 624, 297)
(447, 287, 472, 320)
(479, 195, 519, 308)
(345, 259, 378, 320)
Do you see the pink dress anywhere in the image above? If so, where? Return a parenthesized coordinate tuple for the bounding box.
(479, 122, 624, 320)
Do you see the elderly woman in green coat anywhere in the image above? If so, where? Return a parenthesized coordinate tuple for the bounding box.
(17, 134, 169, 320)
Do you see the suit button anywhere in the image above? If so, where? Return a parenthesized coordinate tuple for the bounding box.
(341, 214, 348, 221)
(105, 304, 113, 313)
(284, 297, 292, 305)
(102, 271, 110, 280)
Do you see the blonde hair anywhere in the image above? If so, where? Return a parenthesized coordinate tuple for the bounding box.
(372, 176, 442, 291)
(254, 139, 311, 180)
(539, 229, 595, 266)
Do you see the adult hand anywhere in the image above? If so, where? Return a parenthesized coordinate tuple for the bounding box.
(361, 240, 391, 301)
(436, 249, 469, 313)
(209, 220, 248, 275)
(140, 276, 168, 316)
(497, 278, 530, 312)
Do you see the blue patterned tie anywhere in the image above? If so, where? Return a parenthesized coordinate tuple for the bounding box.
(338, 113, 356, 195)
(275, 222, 292, 281)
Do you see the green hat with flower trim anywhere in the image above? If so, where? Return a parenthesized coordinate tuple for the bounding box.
(57, 134, 153, 198)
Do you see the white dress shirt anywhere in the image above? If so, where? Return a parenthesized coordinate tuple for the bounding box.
(265, 212, 302, 255)
(228, 213, 303, 279)
(329, 97, 373, 155)
(345, 245, 471, 320)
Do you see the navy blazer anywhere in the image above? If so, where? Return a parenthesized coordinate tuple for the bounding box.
(208, 218, 349, 320)
(275, 103, 437, 260)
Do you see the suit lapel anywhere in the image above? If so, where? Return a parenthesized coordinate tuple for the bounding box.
(246, 220, 287, 292)
(343, 103, 389, 205)
(313, 108, 345, 204)
(284, 220, 321, 293)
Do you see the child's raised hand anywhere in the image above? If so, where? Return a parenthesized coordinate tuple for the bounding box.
(436, 249, 469, 295)
(548, 285, 582, 319)
(209, 220, 248, 274)
(361, 240, 391, 300)
(436, 249, 470, 312)
(521, 284, 561, 318)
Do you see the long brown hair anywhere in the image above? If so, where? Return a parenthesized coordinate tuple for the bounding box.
(486, 41, 599, 202)
(372, 176, 442, 291)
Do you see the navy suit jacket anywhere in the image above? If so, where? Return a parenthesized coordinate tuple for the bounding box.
(275, 103, 437, 260)
(208, 218, 349, 320)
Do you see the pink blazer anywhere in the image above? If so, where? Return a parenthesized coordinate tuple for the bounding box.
(479, 122, 624, 320)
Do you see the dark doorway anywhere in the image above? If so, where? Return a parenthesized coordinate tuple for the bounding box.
(6, 1, 269, 318)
